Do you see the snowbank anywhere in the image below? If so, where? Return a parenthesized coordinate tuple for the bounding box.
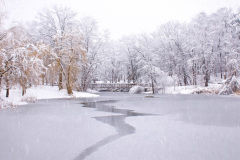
(0, 85, 99, 108)
(164, 77, 240, 96)
(25, 86, 99, 99)
(87, 88, 99, 94)
(165, 84, 222, 95)
(129, 85, 144, 94)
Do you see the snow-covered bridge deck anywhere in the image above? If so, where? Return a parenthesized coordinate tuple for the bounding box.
(89, 83, 151, 92)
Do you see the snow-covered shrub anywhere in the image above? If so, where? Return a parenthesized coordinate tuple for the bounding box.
(219, 76, 240, 95)
(87, 89, 99, 93)
(219, 86, 232, 95)
(0, 99, 16, 109)
(21, 96, 37, 103)
(192, 88, 215, 94)
(228, 76, 240, 92)
(129, 85, 144, 94)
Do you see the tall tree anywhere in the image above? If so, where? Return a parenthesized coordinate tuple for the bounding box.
(35, 6, 78, 92)
(78, 17, 108, 91)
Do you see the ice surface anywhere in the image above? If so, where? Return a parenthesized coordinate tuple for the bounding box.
(74, 100, 150, 159)
(0, 99, 115, 160)
(1, 93, 240, 160)
(85, 93, 240, 160)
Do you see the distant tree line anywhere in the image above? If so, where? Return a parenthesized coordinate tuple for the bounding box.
(100, 8, 240, 92)
(1, 5, 240, 96)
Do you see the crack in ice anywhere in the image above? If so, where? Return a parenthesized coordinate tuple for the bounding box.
(74, 100, 151, 160)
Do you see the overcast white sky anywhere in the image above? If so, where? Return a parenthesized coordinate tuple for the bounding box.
(3, 0, 240, 39)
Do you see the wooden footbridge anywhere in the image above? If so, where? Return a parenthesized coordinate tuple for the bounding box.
(89, 83, 151, 92)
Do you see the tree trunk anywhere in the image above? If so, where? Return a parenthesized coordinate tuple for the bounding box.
(67, 84, 73, 95)
(0, 76, 2, 94)
(6, 89, 9, 98)
(151, 77, 155, 94)
(220, 52, 222, 79)
(22, 86, 25, 96)
(205, 70, 209, 87)
(184, 75, 188, 86)
(22, 86, 26, 96)
(112, 69, 114, 83)
(42, 76, 44, 85)
(81, 67, 88, 92)
(83, 77, 88, 92)
(66, 66, 73, 95)
(183, 68, 188, 86)
(192, 63, 197, 86)
(6, 79, 9, 97)
(224, 69, 227, 80)
(51, 79, 54, 87)
(58, 69, 63, 90)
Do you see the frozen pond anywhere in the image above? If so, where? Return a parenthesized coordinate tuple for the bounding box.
(0, 93, 240, 160)
(75, 100, 151, 160)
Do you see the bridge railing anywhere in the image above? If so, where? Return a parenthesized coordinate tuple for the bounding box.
(89, 83, 151, 89)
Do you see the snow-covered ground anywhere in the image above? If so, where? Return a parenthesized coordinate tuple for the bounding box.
(165, 83, 222, 95)
(0, 85, 99, 108)
(0, 82, 229, 109)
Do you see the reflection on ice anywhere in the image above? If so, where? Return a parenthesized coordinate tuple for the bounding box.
(75, 100, 151, 160)
(95, 115, 135, 135)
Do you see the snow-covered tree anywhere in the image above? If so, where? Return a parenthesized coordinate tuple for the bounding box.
(0, 26, 45, 97)
(78, 17, 109, 90)
(35, 6, 78, 92)
(134, 34, 164, 93)
(120, 36, 142, 83)
(153, 22, 191, 86)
